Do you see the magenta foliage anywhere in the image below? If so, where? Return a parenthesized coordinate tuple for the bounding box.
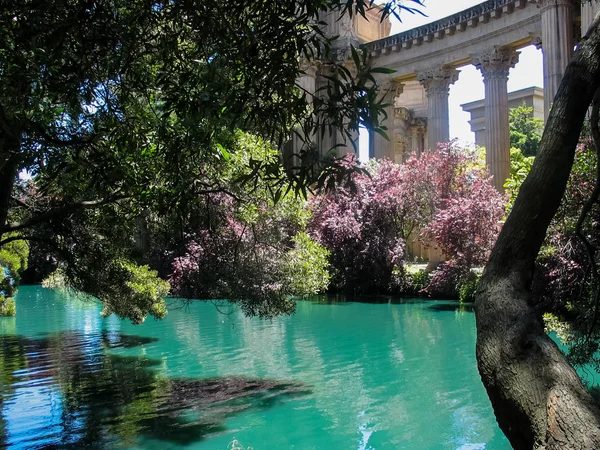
(309, 144, 505, 295)
(308, 154, 406, 293)
(168, 191, 302, 317)
(426, 172, 505, 268)
(414, 144, 504, 293)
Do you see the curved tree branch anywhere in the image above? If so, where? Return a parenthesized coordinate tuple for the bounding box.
(1, 195, 126, 236)
(475, 11, 600, 450)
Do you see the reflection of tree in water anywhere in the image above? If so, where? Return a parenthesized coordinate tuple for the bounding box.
(0, 332, 309, 448)
(0, 333, 28, 446)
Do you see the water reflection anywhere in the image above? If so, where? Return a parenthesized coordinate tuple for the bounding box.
(427, 302, 474, 313)
(0, 332, 309, 448)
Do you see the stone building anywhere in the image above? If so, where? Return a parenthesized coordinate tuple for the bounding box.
(304, 0, 600, 191)
(461, 86, 544, 147)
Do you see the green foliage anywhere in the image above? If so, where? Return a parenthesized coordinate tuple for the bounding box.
(0, 237, 28, 275)
(0, 235, 29, 302)
(406, 267, 429, 295)
(283, 232, 330, 298)
(504, 148, 534, 213)
(457, 272, 480, 303)
(43, 260, 169, 325)
(0, 0, 420, 322)
(0, 296, 15, 317)
(99, 260, 169, 324)
(542, 313, 572, 343)
(509, 104, 544, 157)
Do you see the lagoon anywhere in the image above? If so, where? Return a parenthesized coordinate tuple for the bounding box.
(0, 286, 509, 449)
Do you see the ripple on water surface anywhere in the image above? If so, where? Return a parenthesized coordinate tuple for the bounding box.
(0, 286, 511, 449)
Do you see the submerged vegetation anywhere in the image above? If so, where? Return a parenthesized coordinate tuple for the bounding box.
(0, 330, 309, 448)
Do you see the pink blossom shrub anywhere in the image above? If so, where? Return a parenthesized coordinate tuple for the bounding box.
(308, 155, 406, 294)
(308, 144, 506, 296)
(169, 191, 330, 318)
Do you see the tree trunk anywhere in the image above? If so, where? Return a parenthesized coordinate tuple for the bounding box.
(0, 134, 20, 242)
(475, 13, 600, 450)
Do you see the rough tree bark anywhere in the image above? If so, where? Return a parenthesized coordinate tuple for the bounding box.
(0, 136, 21, 243)
(475, 12, 600, 450)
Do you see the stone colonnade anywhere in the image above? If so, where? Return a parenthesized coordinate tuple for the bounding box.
(307, 0, 585, 192)
(384, 0, 577, 191)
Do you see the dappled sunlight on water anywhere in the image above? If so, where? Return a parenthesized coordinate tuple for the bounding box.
(0, 286, 510, 449)
(0, 331, 309, 449)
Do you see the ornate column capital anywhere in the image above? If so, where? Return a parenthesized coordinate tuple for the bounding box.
(380, 80, 404, 101)
(299, 60, 320, 78)
(530, 33, 542, 50)
(472, 47, 519, 80)
(394, 106, 411, 121)
(416, 66, 459, 96)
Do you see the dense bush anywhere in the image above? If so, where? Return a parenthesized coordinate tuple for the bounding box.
(506, 140, 600, 373)
(404, 144, 503, 297)
(0, 237, 29, 316)
(168, 133, 330, 318)
(309, 143, 505, 296)
(308, 156, 406, 294)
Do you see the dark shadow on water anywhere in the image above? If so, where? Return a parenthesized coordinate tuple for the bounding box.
(100, 331, 160, 348)
(427, 302, 474, 313)
(308, 294, 427, 306)
(0, 332, 310, 448)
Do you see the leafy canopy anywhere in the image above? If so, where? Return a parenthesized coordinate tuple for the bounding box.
(0, 0, 422, 322)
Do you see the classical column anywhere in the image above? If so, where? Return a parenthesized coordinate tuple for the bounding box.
(582, 0, 600, 36)
(285, 62, 320, 167)
(394, 107, 411, 163)
(538, 0, 574, 119)
(410, 126, 420, 157)
(473, 47, 519, 191)
(298, 62, 319, 104)
(417, 66, 459, 150)
(371, 81, 403, 159)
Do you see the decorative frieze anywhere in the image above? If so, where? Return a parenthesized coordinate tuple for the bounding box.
(363, 0, 524, 54)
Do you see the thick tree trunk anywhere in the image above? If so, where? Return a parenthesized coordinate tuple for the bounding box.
(0, 134, 20, 242)
(475, 13, 600, 450)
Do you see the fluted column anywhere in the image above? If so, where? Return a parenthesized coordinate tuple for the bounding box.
(410, 126, 420, 157)
(582, 0, 600, 36)
(417, 66, 459, 150)
(371, 81, 403, 159)
(285, 62, 320, 168)
(538, 0, 574, 119)
(474, 47, 519, 191)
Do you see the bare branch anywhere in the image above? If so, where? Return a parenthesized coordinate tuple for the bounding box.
(2, 195, 126, 234)
(0, 235, 41, 247)
(26, 119, 98, 148)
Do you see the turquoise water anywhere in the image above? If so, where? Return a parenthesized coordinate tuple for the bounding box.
(0, 286, 510, 449)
